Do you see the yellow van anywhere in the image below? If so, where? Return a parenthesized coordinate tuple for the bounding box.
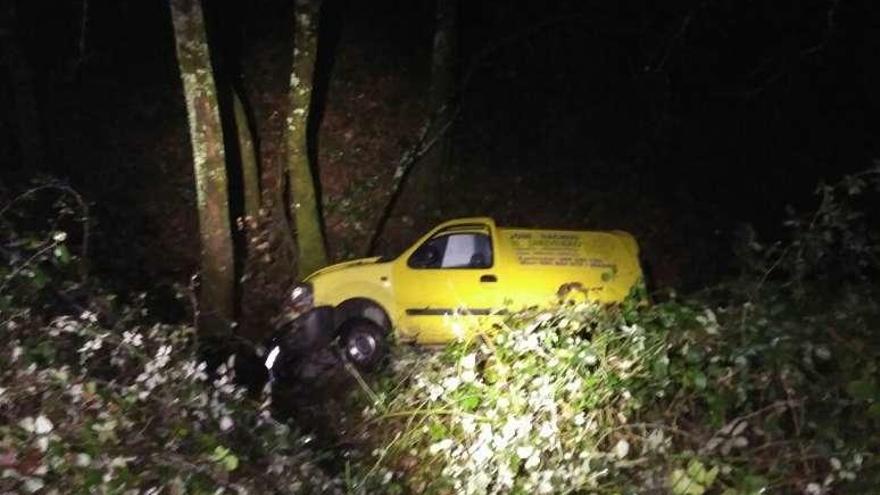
(267, 217, 644, 371)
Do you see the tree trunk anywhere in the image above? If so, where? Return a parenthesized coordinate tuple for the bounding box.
(170, 0, 235, 336)
(393, 0, 457, 224)
(427, 0, 458, 156)
(232, 89, 261, 218)
(285, 0, 327, 279)
(430, 0, 458, 111)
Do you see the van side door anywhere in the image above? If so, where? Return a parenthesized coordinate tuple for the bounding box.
(392, 225, 502, 343)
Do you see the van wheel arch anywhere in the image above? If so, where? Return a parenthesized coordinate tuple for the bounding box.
(334, 298, 392, 334)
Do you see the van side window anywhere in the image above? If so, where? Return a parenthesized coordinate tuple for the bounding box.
(408, 233, 493, 269)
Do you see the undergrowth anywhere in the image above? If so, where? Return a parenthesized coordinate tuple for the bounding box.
(2, 165, 879, 494)
(0, 183, 340, 493)
(353, 289, 878, 494)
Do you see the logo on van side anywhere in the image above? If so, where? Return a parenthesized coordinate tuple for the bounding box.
(507, 231, 612, 268)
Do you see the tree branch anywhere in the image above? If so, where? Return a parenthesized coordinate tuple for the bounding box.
(0, 183, 91, 280)
(366, 13, 616, 255)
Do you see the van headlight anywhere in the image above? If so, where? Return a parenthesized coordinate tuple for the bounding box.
(288, 282, 314, 312)
(272, 282, 315, 330)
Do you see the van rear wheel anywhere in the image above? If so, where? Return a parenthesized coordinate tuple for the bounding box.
(338, 319, 386, 371)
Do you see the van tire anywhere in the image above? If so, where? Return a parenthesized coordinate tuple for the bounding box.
(338, 318, 386, 372)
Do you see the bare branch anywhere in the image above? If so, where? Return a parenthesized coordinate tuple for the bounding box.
(0, 183, 91, 280)
(366, 14, 607, 255)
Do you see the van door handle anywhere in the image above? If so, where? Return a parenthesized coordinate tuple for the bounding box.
(480, 274, 497, 283)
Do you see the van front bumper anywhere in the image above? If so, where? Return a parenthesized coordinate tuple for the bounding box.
(264, 306, 336, 374)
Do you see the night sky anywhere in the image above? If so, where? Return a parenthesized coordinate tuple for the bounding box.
(2, 0, 878, 289)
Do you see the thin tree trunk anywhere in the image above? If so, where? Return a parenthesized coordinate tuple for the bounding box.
(232, 89, 261, 218)
(170, 0, 235, 336)
(426, 0, 459, 160)
(393, 0, 457, 221)
(423, 0, 458, 187)
(427, 0, 458, 149)
(285, 0, 327, 278)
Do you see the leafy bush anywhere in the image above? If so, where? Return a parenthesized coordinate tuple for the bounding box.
(0, 311, 346, 493)
(0, 187, 342, 494)
(736, 165, 880, 297)
(352, 292, 876, 494)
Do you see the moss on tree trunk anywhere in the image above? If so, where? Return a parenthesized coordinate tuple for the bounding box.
(285, 0, 328, 279)
(170, 0, 235, 336)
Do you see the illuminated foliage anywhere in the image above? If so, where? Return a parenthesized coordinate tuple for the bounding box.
(1, 167, 878, 493)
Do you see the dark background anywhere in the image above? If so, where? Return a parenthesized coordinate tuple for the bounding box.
(2, 0, 877, 291)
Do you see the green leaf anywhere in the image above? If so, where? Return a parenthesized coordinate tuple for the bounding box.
(223, 453, 239, 472)
(210, 446, 239, 472)
(691, 370, 708, 390)
(685, 460, 704, 479)
(84, 469, 102, 487)
(702, 466, 718, 487)
(210, 446, 230, 462)
(686, 348, 704, 364)
(669, 468, 706, 495)
(428, 422, 447, 441)
(460, 396, 480, 411)
(741, 474, 769, 492)
(31, 267, 49, 290)
(846, 379, 877, 401)
(652, 357, 669, 378)
(53, 245, 71, 264)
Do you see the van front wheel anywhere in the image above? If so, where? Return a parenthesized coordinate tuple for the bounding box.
(338, 319, 386, 371)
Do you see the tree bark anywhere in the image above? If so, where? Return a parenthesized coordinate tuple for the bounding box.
(285, 0, 328, 279)
(232, 89, 261, 218)
(170, 0, 235, 336)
